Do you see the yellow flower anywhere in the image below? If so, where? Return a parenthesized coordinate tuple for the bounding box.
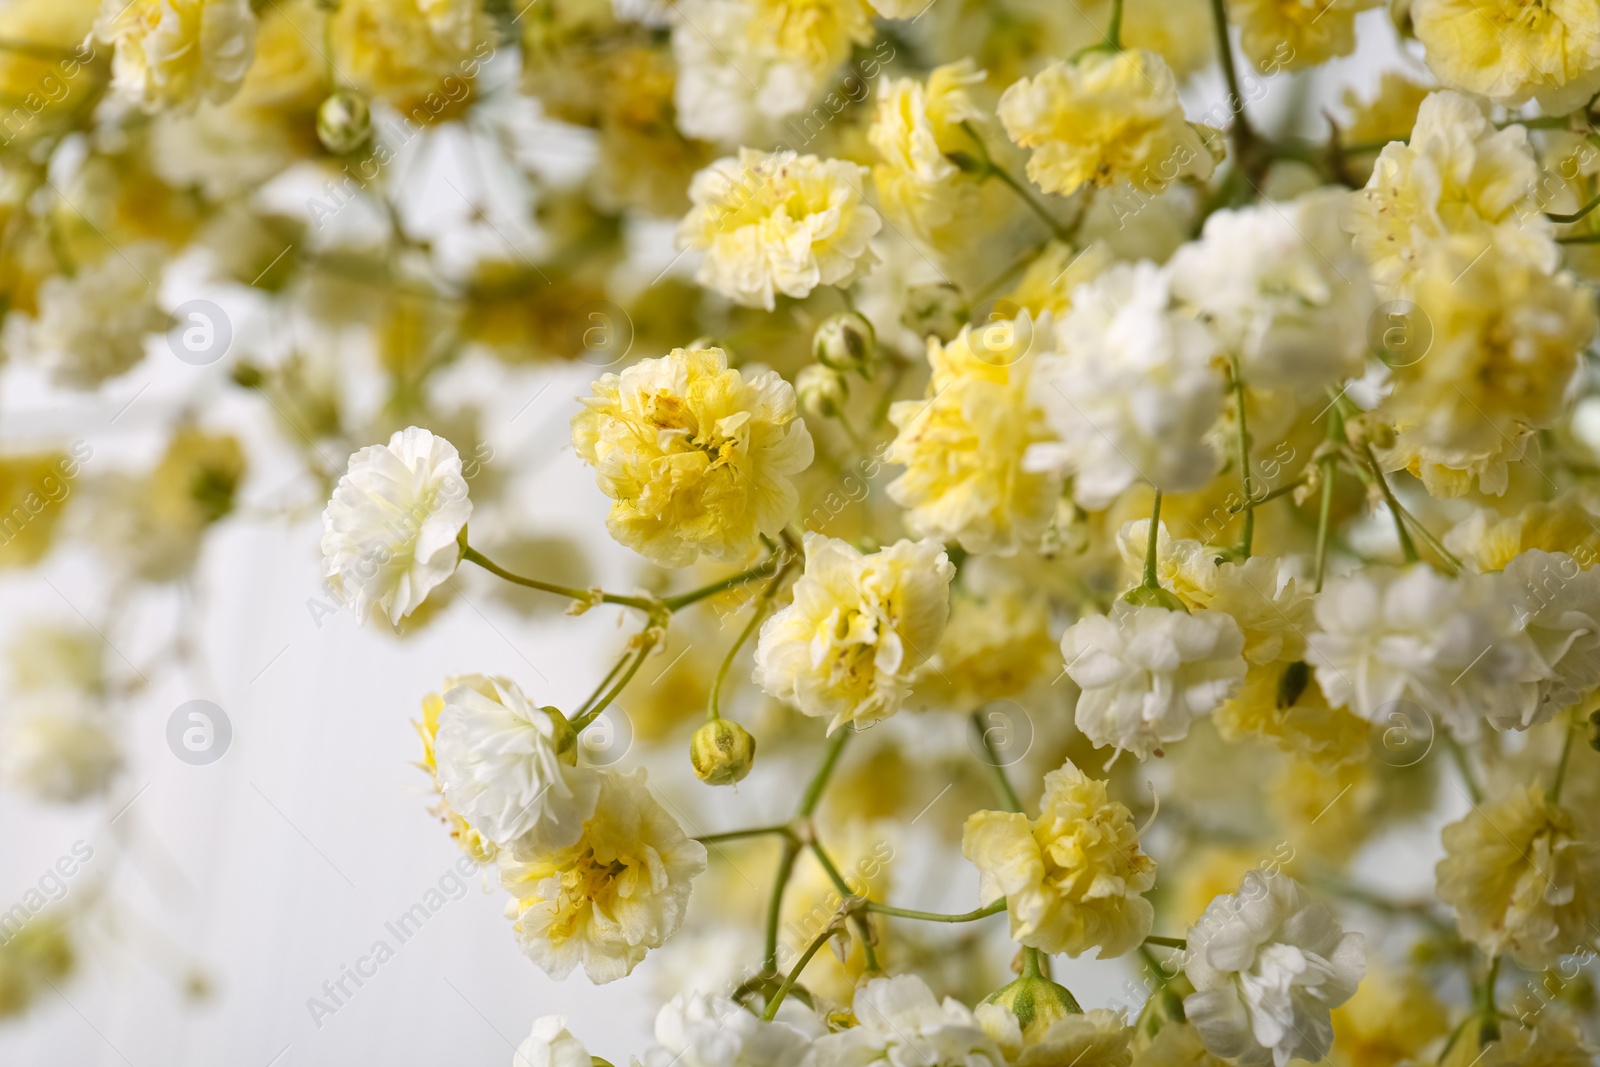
(1444, 496, 1600, 573)
(918, 584, 1058, 711)
(1436, 784, 1599, 970)
(1449, 1016, 1598, 1067)
(1214, 667, 1369, 768)
(869, 59, 987, 240)
(754, 534, 954, 731)
(0, 0, 98, 142)
(1230, 0, 1378, 72)
(1382, 241, 1594, 497)
(1329, 966, 1449, 1067)
(499, 769, 707, 984)
(1130, 1020, 1231, 1067)
(1269, 756, 1381, 863)
(962, 759, 1157, 958)
(997, 49, 1214, 199)
(1005, 241, 1114, 319)
(95, 0, 257, 111)
(677, 148, 882, 310)
(571, 347, 814, 567)
(886, 316, 1061, 554)
(330, 0, 491, 112)
(1346, 91, 1555, 294)
(1413, 0, 1600, 111)
(978, 1003, 1134, 1067)
(0, 452, 80, 569)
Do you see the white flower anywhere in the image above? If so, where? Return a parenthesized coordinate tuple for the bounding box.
(500, 769, 707, 984)
(513, 1016, 592, 1067)
(0, 693, 122, 803)
(1167, 191, 1374, 399)
(96, 0, 258, 111)
(677, 149, 881, 310)
(433, 676, 600, 852)
(1183, 869, 1365, 1067)
(813, 975, 1005, 1067)
(1060, 602, 1246, 760)
(5, 244, 168, 389)
(1027, 262, 1223, 510)
(320, 426, 472, 626)
(1503, 550, 1600, 723)
(1304, 565, 1547, 740)
(754, 535, 955, 732)
(640, 992, 820, 1067)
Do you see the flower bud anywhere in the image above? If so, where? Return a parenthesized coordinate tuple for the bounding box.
(690, 719, 756, 785)
(813, 311, 876, 374)
(982, 974, 1082, 1043)
(796, 364, 848, 419)
(542, 706, 581, 766)
(901, 283, 968, 343)
(317, 89, 372, 155)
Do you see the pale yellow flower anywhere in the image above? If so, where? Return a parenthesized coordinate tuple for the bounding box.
(754, 535, 954, 731)
(571, 347, 814, 568)
(870, 59, 987, 240)
(415, 688, 497, 866)
(499, 769, 707, 984)
(962, 760, 1157, 958)
(1413, 0, 1600, 111)
(1456, 1017, 1599, 1067)
(1436, 784, 1599, 970)
(1329, 966, 1449, 1067)
(677, 149, 881, 310)
(1444, 496, 1600, 573)
(918, 585, 1058, 711)
(978, 1004, 1133, 1067)
(997, 49, 1214, 199)
(1382, 241, 1594, 497)
(1231, 0, 1377, 72)
(1130, 1021, 1231, 1067)
(96, 0, 257, 111)
(1004, 241, 1114, 319)
(886, 317, 1060, 554)
(330, 0, 491, 111)
(1346, 90, 1555, 294)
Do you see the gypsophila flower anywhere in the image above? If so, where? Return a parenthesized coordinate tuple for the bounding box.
(571, 347, 813, 567)
(1437, 785, 1598, 970)
(977, 1006, 1132, 1067)
(813, 975, 1005, 1067)
(1028, 262, 1224, 509)
(0, 693, 121, 803)
(95, 0, 257, 111)
(500, 769, 707, 984)
(321, 426, 472, 626)
(1183, 869, 1365, 1067)
(1060, 602, 1246, 759)
(432, 675, 599, 852)
(754, 534, 954, 731)
(1503, 550, 1600, 719)
(513, 1016, 592, 1067)
(997, 50, 1213, 199)
(869, 59, 987, 241)
(1413, 0, 1600, 111)
(963, 760, 1157, 958)
(677, 149, 881, 310)
(639, 992, 820, 1067)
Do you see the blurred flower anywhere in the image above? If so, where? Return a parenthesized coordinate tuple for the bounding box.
(1183, 869, 1365, 1067)
(677, 149, 881, 310)
(963, 759, 1157, 957)
(95, 0, 257, 111)
(513, 1016, 591, 1067)
(329, 0, 490, 111)
(6, 244, 168, 389)
(571, 347, 813, 567)
(500, 769, 707, 983)
(1230, 0, 1376, 72)
(977, 1003, 1132, 1067)
(433, 675, 599, 851)
(754, 535, 954, 732)
(322, 426, 471, 626)
(0, 692, 120, 802)
(814, 975, 1005, 1067)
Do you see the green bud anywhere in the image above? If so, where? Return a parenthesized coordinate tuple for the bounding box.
(813, 311, 877, 374)
(690, 719, 757, 786)
(317, 89, 372, 155)
(1276, 661, 1311, 709)
(542, 706, 581, 766)
(1122, 584, 1189, 613)
(796, 364, 849, 419)
(901, 283, 968, 343)
(982, 974, 1081, 1041)
(1589, 708, 1600, 752)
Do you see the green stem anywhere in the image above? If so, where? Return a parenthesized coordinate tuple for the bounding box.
(1206, 0, 1256, 154)
(1144, 935, 1188, 950)
(663, 550, 788, 612)
(798, 729, 850, 817)
(1359, 445, 1419, 564)
(1230, 356, 1254, 558)
(569, 632, 656, 731)
(462, 545, 657, 611)
(1021, 946, 1047, 978)
(1315, 409, 1342, 593)
(761, 920, 836, 1020)
(971, 711, 1024, 813)
(1227, 474, 1307, 512)
(1549, 715, 1578, 803)
(1143, 490, 1163, 589)
(1105, 0, 1124, 48)
(987, 164, 1073, 241)
(574, 648, 632, 717)
(707, 560, 794, 720)
(1547, 191, 1600, 224)
(763, 838, 802, 974)
(810, 840, 881, 972)
(695, 825, 796, 845)
(1447, 736, 1483, 804)
(864, 898, 1008, 923)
